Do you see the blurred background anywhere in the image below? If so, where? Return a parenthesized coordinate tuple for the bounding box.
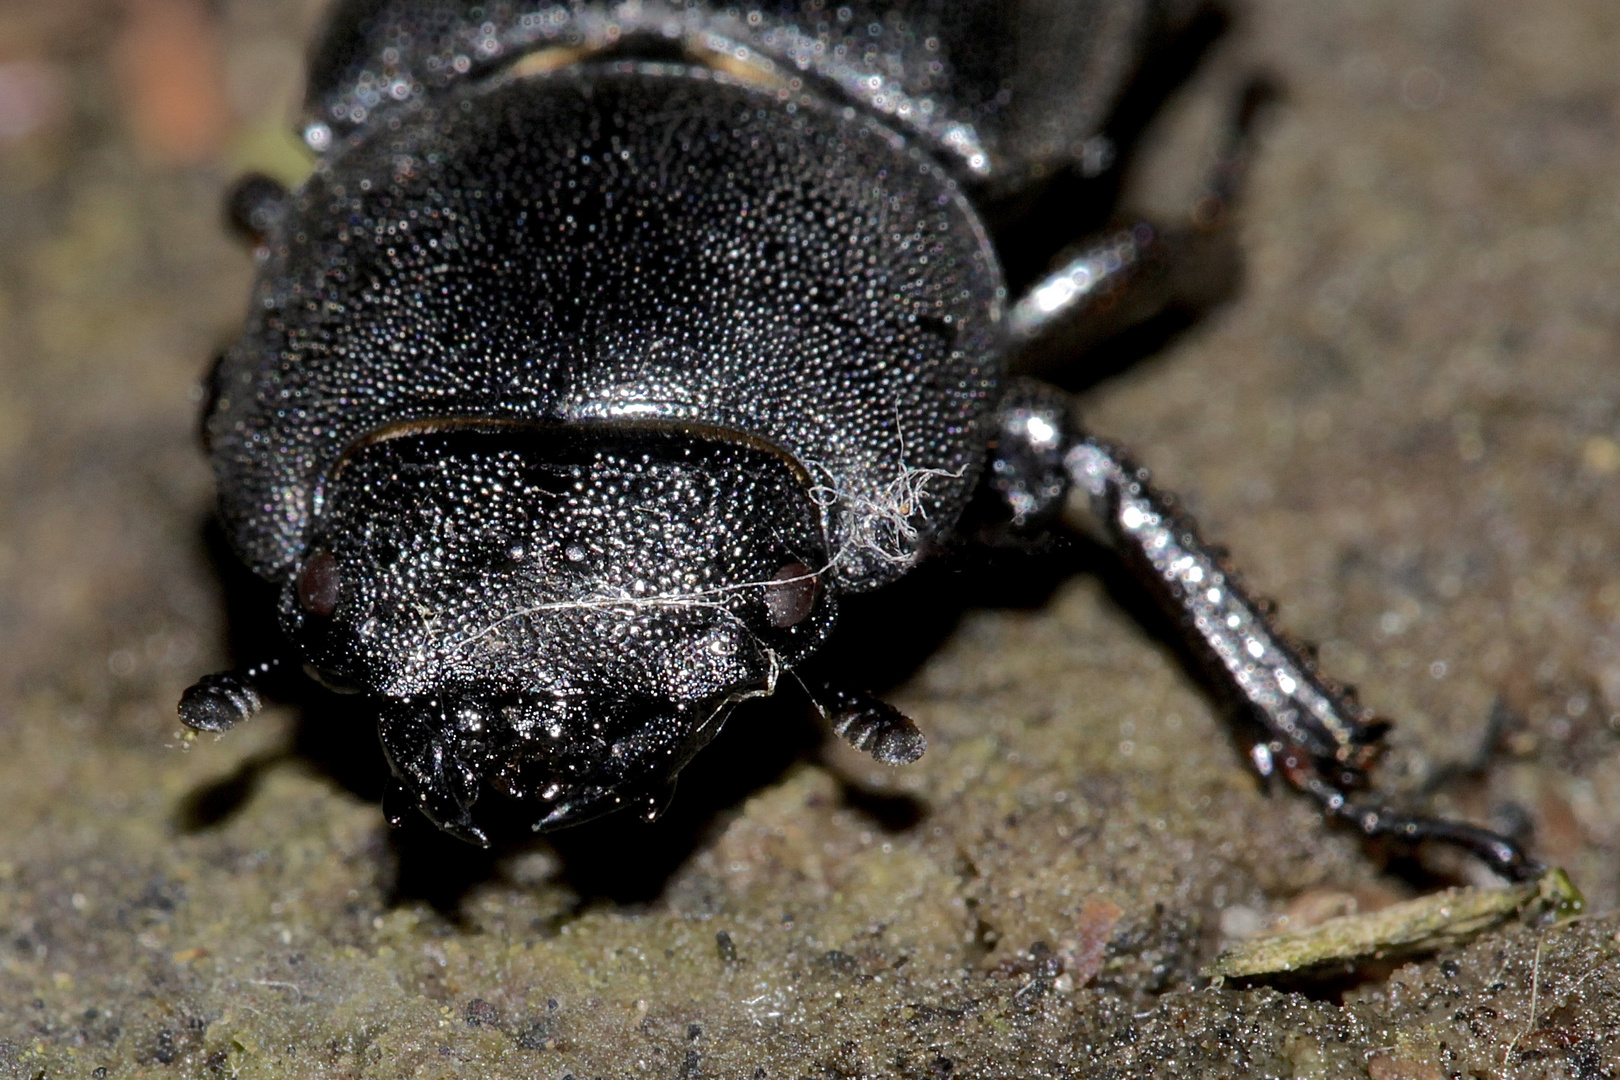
(0, 0, 326, 705)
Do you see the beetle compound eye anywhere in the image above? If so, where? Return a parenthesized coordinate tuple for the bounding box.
(296, 549, 341, 616)
(764, 562, 817, 628)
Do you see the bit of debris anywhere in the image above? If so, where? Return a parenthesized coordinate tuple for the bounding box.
(1204, 869, 1584, 979)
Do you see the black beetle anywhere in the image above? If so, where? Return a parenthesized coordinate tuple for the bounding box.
(182, 0, 1536, 879)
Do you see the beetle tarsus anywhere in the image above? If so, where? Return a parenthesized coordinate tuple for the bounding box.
(1301, 777, 1542, 883)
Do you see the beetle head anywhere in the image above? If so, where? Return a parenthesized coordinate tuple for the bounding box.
(282, 424, 834, 843)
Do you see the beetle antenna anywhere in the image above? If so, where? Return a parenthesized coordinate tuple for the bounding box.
(795, 673, 927, 766)
(178, 658, 283, 732)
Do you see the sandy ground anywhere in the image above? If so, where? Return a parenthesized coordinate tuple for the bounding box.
(2, 1, 1619, 1076)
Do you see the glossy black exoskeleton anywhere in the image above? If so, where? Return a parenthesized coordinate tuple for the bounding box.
(183, 0, 1537, 879)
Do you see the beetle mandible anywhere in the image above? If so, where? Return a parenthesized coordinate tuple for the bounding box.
(181, 0, 1537, 879)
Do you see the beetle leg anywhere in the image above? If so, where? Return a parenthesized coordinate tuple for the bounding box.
(799, 676, 927, 766)
(1006, 79, 1275, 368)
(1004, 221, 1181, 354)
(985, 380, 1541, 882)
(1291, 773, 1538, 883)
(1062, 429, 1388, 785)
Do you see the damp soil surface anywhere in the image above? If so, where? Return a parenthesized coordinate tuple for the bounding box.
(3, 1, 1620, 1077)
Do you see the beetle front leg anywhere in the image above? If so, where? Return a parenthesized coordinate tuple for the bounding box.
(987, 380, 1541, 882)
